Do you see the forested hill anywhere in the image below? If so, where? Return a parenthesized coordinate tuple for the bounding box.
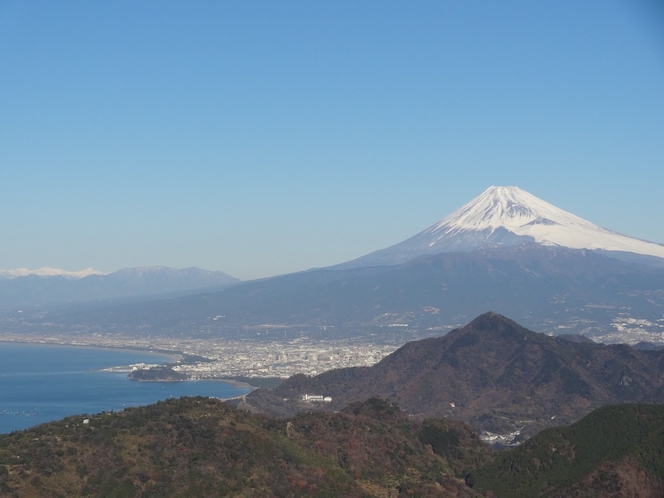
(0, 397, 489, 497)
(472, 403, 664, 497)
(2, 397, 664, 497)
(268, 312, 664, 438)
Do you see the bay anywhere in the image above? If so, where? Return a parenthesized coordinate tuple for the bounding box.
(0, 342, 250, 434)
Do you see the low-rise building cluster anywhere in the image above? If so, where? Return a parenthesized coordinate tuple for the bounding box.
(0, 332, 397, 380)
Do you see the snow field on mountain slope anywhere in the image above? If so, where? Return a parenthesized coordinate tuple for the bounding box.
(426, 186, 664, 259)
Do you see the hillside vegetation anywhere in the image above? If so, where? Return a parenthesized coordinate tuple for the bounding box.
(3, 397, 664, 496)
(0, 397, 489, 498)
(472, 404, 664, 497)
(268, 313, 664, 438)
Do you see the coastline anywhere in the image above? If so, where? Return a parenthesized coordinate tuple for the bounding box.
(0, 345, 253, 434)
(218, 378, 256, 390)
(0, 338, 181, 364)
(0, 339, 274, 390)
(128, 378, 257, 390)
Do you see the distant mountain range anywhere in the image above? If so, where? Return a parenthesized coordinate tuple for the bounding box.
(0, 267, 107, 279)
(3, 186, 664, 344)
(10, 243, 662, 343)
(245, 313, 664, 440)
(0, 266, 240, 309)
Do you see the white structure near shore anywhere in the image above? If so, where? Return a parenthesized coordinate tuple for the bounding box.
(301, 394, 332, 403)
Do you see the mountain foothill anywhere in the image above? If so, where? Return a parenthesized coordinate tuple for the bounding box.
(243, 313, 664, 438)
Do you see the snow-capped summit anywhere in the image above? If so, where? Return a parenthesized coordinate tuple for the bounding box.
(431, 186, 593, 235)
(425, 186, 664, 254)
(337, 186, 664, 268)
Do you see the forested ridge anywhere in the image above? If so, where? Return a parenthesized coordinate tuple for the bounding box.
(0, 397, 489, 497)
(3, 398, 664, 497)
(472, 404, 664, 497)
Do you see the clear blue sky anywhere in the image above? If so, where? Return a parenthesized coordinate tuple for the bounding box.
(1, 1, 663, 280)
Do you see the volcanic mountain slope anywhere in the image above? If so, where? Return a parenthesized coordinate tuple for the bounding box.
(266, 313, 664, 438)
(7, 244, 664, 342)
(472, 403, 664, 498)
(0, 396, 489, 498)
(337, 186, 664, 269)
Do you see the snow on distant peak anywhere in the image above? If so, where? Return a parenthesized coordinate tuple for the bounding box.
(0, 267, 108, 279)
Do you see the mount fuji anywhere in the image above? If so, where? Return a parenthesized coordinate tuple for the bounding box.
(337, 186, 664, 269)
(6, 187, 664, 344)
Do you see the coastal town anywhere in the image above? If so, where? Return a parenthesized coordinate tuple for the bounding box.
(0, 332, 397, 381)
(168, 337, 396, 380)
(3, 311, 664, 385)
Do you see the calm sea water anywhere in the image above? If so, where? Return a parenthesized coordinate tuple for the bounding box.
(0, 342, 250, 434)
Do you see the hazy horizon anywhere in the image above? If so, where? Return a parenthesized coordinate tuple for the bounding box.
(2, 1, 663, 280)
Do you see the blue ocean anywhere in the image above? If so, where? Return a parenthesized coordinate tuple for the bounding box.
(0, 342, 250, 434)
